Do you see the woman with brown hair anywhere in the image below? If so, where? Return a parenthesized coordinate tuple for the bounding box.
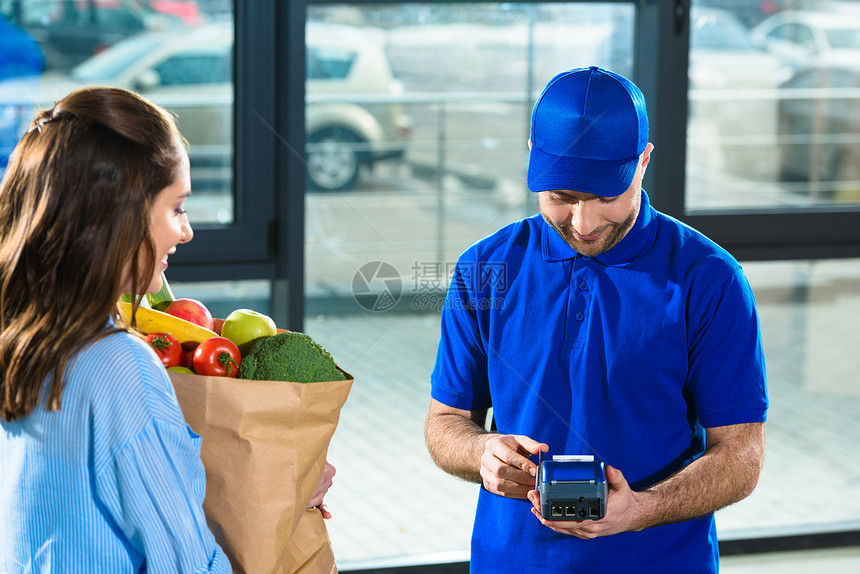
(0, 87, 231, 572)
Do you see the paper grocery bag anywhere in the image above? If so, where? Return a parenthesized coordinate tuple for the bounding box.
(168, 369, 352, 574)
(289, 509, 338, 574)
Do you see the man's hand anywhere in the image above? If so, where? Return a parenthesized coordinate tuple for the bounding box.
(425, 399, 547, 497)
(526, 422, 766, 538)
(527, 465, 644, 538)
(308, 460, 336, 519)
(481, 434, 549, 499)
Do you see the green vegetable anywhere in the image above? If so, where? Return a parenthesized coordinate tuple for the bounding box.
(147, 273, 175, 309)
(237, 332, 347, 383)
(119, 272, 174, 310)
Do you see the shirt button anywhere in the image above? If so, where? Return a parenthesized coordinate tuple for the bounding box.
(575, 312, 584, 321)
(582, 256, 591, 261)
(578, 282, 588, 291)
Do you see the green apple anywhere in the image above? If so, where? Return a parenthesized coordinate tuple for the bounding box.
(221, 308, 278, 356)
(168, 366, 195, 374)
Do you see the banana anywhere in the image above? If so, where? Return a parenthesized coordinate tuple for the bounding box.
(117, 301, 217, 347)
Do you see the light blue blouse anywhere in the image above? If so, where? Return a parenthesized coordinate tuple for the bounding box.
(0, 326, 232, 573)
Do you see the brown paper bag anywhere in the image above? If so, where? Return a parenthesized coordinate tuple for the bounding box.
(168, 369, 352, 574)
(289, 509, 337, 574)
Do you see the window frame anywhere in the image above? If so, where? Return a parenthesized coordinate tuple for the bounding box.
(166, 0, 280, 285)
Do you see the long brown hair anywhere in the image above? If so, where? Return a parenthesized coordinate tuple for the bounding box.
(0, 87, 185, 422)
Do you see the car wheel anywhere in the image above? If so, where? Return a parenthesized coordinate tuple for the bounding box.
(306, 127, 365, 191)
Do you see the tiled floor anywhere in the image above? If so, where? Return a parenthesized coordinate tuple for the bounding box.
(304, 260, 860, 571)
(720, 547, 860, 573)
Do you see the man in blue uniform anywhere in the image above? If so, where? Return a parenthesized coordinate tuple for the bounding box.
(425, 66, 767, 573)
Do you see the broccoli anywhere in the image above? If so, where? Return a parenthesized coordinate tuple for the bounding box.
(237, 331, 347, 383)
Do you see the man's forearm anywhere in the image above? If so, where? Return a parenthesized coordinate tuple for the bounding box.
(425, 402, 492, 483)
(631, 422, 765, 531)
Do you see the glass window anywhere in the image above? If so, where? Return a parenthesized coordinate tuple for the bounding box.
(771, 23, 818, 52)
(790, 24, 817, 52)
(170, 279, 274, 321)
(71, 33, 169, 81)
(691, 9, 755, 51)
(0, 0, 235, 224)
(303, 2, 635, 567)
(305, 2, 860, 568)
(687, 1, 860, 212)
(154, 49, 232, 86)
(718, 258, 860, 538)
(307, 46, 358, 81)
(825, 27, 860, 51)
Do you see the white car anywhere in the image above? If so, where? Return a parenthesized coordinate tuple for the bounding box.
(687, 8, 786, 179)
(751, 9, 860, 70)
(0, 21, 412, 191)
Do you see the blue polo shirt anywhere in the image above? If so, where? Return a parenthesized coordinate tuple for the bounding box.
(431, 191, 767, 573)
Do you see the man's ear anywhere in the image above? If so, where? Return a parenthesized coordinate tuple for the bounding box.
(640, 142, 654, 172)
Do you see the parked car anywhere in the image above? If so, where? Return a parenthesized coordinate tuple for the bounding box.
(687, 7, 786, 179)
(776, 64, 860, 200)
(0, 22, 232, 185)
(0, 21, 412, 191)
(751, 9, 860, 71)
(305, 22, 412, 191)
(688, 7, 785, 93)
(694, 0, 789, 28)
(594, 7, 785, 180)
(0, 0, 187, 71)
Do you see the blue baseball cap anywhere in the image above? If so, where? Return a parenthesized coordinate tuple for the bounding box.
(527, 66, 649, 197)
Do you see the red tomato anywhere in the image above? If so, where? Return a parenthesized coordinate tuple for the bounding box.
(193, 337, 241, 378)
(144, 333, 182, 368)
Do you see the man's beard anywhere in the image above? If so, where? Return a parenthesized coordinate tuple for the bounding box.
(542, 209, 638, 257)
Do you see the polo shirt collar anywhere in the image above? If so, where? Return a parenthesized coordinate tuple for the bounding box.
(541, 190, 657, 266)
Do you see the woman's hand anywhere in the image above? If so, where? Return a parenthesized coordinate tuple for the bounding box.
(308, 461, 336, 519)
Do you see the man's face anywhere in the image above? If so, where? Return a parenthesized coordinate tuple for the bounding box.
(537, 144, 651, 257)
